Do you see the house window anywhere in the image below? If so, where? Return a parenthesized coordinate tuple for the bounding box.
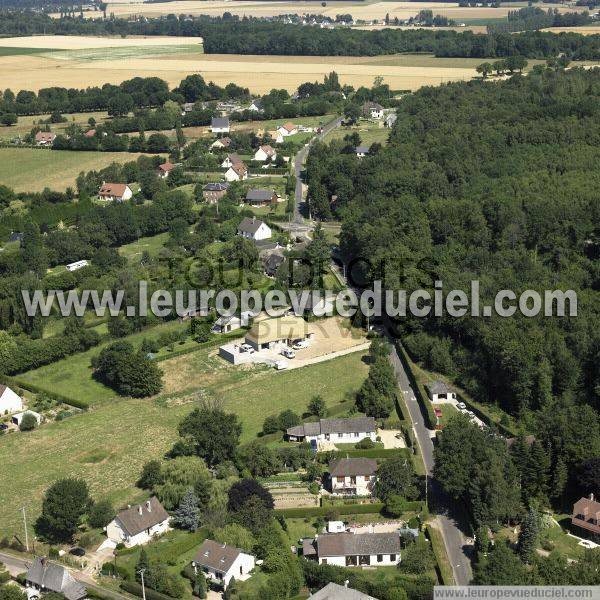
(346, 556, 357, 566)
(377, 555, 383, 562)
(390, 554, 397, 562)
(350, 477, 356, 485)
(322, 559, 328, 565)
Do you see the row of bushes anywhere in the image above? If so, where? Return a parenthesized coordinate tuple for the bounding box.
(276, 502, 385, 519)
(331, 447, 411, 460)
(424, 524, 455, 585)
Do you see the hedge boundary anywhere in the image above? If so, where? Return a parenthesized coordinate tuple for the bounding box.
(425, 524, 455, 586)
(276, 503, 385, 518)
(0, 375, 89, 410)
(331, 447, 411, 460)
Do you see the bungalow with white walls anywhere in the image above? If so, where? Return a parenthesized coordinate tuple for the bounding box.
(328, 458, 377, 496)
(286, 417, 377, 444)
(303, 531, 401, 567)
(192, 539, 255, 590)
(0, 384, 23, 415)
(106, 497, 170, 548)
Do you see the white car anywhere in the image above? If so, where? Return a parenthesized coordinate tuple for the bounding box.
(293, 340, 309, 350)
(467, 410, 475, 418)
(457, 402, 466, 410)
(239, 344, 255, 353)
(275, 360, 288, 370)
(280, 347, 296, 359)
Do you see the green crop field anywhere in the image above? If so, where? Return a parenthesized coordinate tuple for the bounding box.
(39, 44, 203, 62)
(0, 350, 368, 537)
(0, 148, 148, 192)
(0, 46, 55, 56)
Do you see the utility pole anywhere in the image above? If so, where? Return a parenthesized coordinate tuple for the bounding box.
(138, 569, 147, 600)
(425, 473, 428, 509)
(21, 507, 29, 552)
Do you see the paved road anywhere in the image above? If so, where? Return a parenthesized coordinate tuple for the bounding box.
(0, 551, 130, 600)
(293, 115, 343, 226)
(387, 345, 473, 585)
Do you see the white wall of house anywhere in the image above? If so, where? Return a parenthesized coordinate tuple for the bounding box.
(211, 125, 230, 134)
(430, 391, 457, 402)
(0, 387, 23, 415)
(306, 431, 376, 444)
(253, 148, 276, 161)
(225, 167, 247, 182)
(239, 223, 271, 241)
(106, 517, 170, 548)
(318, 552, 399, 567)
(195, 553, 254, 589)
(330, 474, 376, 496)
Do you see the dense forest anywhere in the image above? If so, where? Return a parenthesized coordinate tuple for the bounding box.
(2, 11, 600, 59)
(308, 67, 600, 425)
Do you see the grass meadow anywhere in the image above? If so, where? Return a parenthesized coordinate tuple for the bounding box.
(1, 344, 368, 537)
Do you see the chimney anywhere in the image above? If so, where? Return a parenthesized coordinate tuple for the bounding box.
(146, 500, 151, 512)
(590, 493, 595, 502)
(344, 580, 349, 588)
(138, 505, 143, 516)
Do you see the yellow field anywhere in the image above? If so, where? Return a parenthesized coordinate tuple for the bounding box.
(93, 0, 584, 20)
(0, 34, 203, 49)
(0, 52, 477, 93)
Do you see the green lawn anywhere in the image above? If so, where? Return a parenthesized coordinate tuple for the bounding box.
(0, 350, 368, 537)
(432, 403, 458, 428)
(118, 232, 170, 262)
(0, 148, 147, 192)
(330, 120, 390, 146)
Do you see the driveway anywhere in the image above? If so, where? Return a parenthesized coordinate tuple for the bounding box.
(377, 428, 406, 449)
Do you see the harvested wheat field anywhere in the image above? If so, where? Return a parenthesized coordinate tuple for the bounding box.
(0, 34, 203, 49)
(94, 0, 582, 21)
(0, 52, 476, 93)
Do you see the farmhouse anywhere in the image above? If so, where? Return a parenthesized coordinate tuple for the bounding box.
(66, 260, 88, 272)
(203, 182, 229, 203)
(362, 102, 384, 119)
(286, 416, 377, 444)
(211, 117, 231, 134)
(12, 410, 42, 426)
(245, 315, 311, 351)
(328, 458, 378, 496)
(277, 122, 298, 137)
(237, 217, 271, 241)
(253, 145, 277, 162)
(308, 582, 378, 600)
(25, 557, 86, 600)
(34, 131, 56, 146)
(426, 381, 457, 402)
(106, 497, 170, 548)
(303, 532, 401, 567)
(355, 145, 371, 158)
(192, 539, 255, 590)
(245, 188, 277, 207)
(0, 384, 23, 415)
(98, 183, 133, 202)
(157, 161, 176, 179)
(572, 494, 600, 536)
(211, 136, 231, 150)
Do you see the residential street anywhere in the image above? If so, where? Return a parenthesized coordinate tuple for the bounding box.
(387, 345, 474, 585)
(0, 551, 130, 600)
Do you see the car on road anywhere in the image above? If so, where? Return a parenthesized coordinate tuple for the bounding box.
(457, 402, 466, 409)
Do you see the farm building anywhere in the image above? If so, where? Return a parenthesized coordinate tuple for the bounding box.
(98, 183, 133, 202)
(106, 497, 170, 548)
(303, 531, 401, 567)
(192, 539, 255, 590)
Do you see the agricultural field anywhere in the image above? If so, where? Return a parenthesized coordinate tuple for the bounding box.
(0, 110, 109, 139)
(0, 349, 368, 537)
(0, 148, 147, 192)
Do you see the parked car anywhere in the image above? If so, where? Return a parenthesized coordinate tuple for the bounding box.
(239, 344, 255, 353)
(280, 347, 296, 359)
(467, 410, 475, 418)
(457, 402, 466, 409)
(275, 360, 288, 370)
(293, 339, 309, 350)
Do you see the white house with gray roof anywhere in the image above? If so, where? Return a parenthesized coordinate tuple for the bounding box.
(192, 539, 255, 589)
(0, 384, 23, 415)
(210, 117, 230, 133)
(303, 532, 401, 567)
(308, 582, 379, 600)
(237, 217, 271, 241)
(286, 417, 376, 445)
(328, 458, 378, 496)
(106, 497, 170, 547)
(25, 557, 86, 600)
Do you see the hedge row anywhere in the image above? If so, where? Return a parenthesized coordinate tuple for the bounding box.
(425, 524, 455, 586)
(152, 329, 246, 363)
(1, 375, 89, 410)
(331, 448, 411, 460)
(456, 392, 516, 438)
(276, 503, 385, 519)
(395, 342, 437, 430)
(120, 581, 173, 600)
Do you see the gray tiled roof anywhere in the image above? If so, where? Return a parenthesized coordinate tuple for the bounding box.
(287, 417, 376, 438)
(26, 558, 86, 600)
(329, 457, 378, 477)
(211, 117, 230, 128)
(310, 532, 401, 557)
(238, 217, 266, 235)
(426, 381, 451, 395)
(203, 182, 229, 192)
(246, 188, 275, 201)
(355, 145, 371, 154)
(115, 497, 169, 537)
(193, 539, 243, 573)
(308, 582, 379, 600)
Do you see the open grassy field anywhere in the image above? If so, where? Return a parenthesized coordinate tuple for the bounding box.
(0, 110, 109, 139)
(0, 349, 367, 537)
(0, 148, 148, 192)
(330, 120, 391, 146)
